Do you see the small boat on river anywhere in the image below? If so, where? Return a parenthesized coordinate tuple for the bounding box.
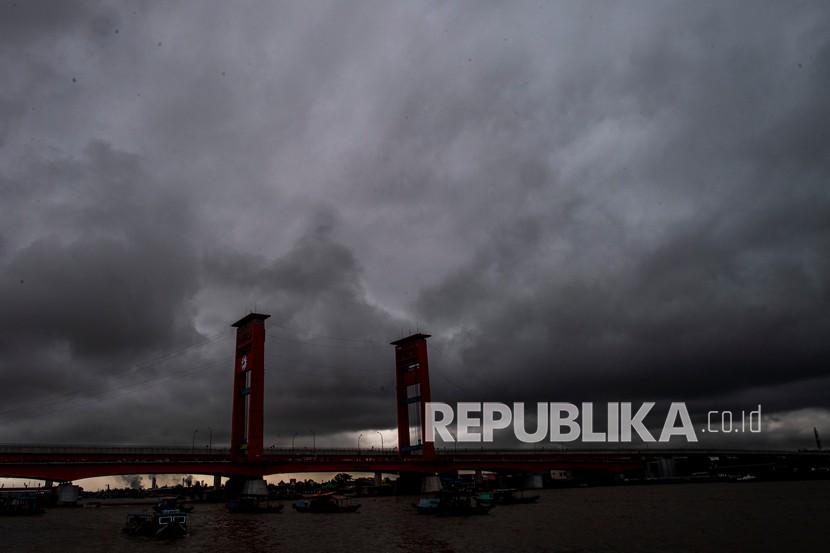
(123, 508, 188, 538)
(0, 493, 44, 516)
(415, 491, 493, 516)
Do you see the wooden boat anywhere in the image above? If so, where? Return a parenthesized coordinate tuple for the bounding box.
(292, 492, 360, 513)
(476, 491, 495, 504)
(123, 509, 188, 538)
(0, 493, 44, 516)
(414, 496, 442, 514)
(415, 491, 493, 516)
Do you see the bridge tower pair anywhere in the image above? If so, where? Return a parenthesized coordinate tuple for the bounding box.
(228, 312, 435, 458)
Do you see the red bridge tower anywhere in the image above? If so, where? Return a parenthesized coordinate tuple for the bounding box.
(230, 312, 270, 461)
(391, 333, 435, 458)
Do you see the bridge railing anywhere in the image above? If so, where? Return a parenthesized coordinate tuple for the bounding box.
(0, 444, 822, 457)
(0, 444, 606, 457)
(0, 444, 232, 455)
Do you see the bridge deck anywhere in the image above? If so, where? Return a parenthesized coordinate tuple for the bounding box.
(1, 445, 827, 481)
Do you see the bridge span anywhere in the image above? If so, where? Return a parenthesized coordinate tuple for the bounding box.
(3, 313, 828, 485)
(2, 445, 828, 482)
(0, 445, 641, 480)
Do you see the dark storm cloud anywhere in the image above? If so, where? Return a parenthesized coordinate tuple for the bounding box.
(407, 2, 830, 416)
(0, 143, 199, 353)
(0, 141, 202, 432)
(0, 1, 828, 449)
(199, 213, 405, 437)
(0, 1, 116, 44)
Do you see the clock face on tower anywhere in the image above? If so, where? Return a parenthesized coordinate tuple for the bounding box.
(240, 354, 248, 371)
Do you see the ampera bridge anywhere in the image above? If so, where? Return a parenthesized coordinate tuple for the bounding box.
(1, 313, 827, 487)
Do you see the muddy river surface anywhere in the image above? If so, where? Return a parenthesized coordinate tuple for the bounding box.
(2, 481, 829, 552)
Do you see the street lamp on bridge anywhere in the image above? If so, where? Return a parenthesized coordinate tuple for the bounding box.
(376, 431, 384, 450)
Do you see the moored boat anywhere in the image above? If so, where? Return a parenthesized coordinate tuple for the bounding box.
(415, 491, 493, 516)
(414, 496, 441, 514)
(0, 493, 45, 516)
(123, 509, 188, 538)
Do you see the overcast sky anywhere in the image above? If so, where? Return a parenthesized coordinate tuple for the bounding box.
(1, 1, 828, 455)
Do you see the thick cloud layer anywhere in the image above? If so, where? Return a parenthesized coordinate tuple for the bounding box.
(0, 1, 828, 451)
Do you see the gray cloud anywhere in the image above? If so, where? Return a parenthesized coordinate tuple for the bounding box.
(0, 1, 828, 451)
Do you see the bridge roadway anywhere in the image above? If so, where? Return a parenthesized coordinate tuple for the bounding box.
(2, 445, 828, 481)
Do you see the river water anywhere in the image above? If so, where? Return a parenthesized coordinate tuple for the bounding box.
(2, 481, 828, 552)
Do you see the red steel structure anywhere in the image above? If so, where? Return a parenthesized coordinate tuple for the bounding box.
(230, 313, 269, 461)
(0, 446, 648, 481)
(391, 333, 435, 458)
(2, 312, 828, 481)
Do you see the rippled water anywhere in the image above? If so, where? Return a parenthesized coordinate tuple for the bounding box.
(2, 481, 828, 552)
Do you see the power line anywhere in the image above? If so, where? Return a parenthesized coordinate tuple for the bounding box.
(121, 329, 231, 374)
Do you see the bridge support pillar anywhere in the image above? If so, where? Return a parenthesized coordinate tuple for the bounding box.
(421, 474, 442, 493)
(56, 482, 81, 506)
(241, 478, 268, 496)
(227, 477, 268, 499)
(374, 472, 382, 487)
(213, 474, 222, 489)
(43, 480, 53, 489)
(523, 473, 544, 490)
